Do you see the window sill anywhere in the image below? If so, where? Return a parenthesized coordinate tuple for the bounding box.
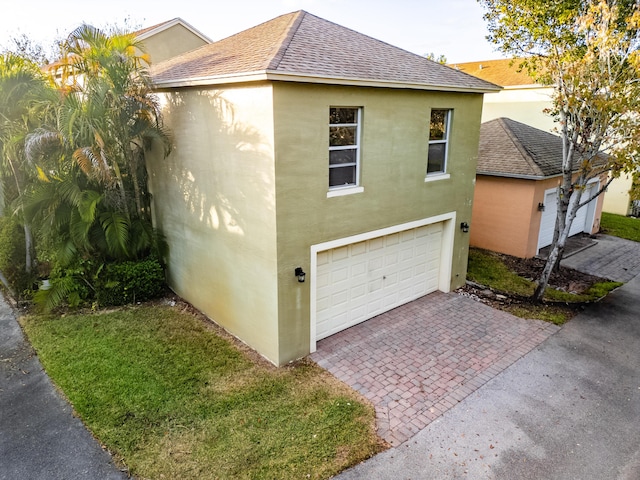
(424, 173, 450, 183)
(327, 186, 364, 198)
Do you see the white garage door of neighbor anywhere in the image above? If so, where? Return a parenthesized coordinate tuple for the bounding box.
(537, 183, 597, 251)
(315, 223, 443, 341)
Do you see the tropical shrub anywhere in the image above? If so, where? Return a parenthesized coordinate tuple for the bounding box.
(0, 215, 34, 296)
(96, 258, 166, 306)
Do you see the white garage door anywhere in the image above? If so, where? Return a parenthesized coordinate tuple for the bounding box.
(315, 223, 443, 340)
(537, 183, 598, 251)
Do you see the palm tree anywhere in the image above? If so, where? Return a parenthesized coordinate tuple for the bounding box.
(0, 52, 53, 281)
(26, 24, 171, 264)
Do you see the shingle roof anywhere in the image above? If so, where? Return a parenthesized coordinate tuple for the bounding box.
(479, 118, 610, 179)
(151, 11, 500, 92)
(450, 59, 535, 87)
(479, 118, 568, 178)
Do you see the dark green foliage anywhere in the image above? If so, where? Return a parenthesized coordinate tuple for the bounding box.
(34, 256, 165, 311)
(0, 215, 33, 296)
(96, 258, 165, 306)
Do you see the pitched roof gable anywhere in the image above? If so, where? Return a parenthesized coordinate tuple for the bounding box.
(479, 118, 568, 178)
(151, 11, 500, 92)
(451, 59, 536, 87)
(134, 18, 213, 44)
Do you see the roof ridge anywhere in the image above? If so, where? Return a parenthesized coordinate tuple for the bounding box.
(267, 10, 306, 70)
(498, 118, 545, 176)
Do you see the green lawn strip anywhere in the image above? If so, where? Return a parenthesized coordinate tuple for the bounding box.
(466, 248, 621, 324)
(20, 306, 382, 479)
(466, 249, 534, 297)
(600, 212, 640, 242)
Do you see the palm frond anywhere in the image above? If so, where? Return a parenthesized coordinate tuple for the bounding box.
(99, 210, 129, 258)
(33, 275, 76, 312)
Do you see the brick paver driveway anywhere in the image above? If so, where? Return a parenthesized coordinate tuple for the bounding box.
(310, 291, 559, 446)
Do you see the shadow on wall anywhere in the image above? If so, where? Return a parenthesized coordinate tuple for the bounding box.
(149, 89, 275, 241)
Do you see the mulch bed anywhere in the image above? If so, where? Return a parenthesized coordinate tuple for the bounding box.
(457, 252, 608, 313)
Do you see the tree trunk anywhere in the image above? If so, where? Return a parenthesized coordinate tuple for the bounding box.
(0, 269, 16, 298)
(23, 223, 33, 274)
(532, 188, 581, 303)
(8, 157, 34, 274)
(552, 243, 565, 273)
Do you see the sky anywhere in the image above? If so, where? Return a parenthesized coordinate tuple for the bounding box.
(0, 0, 506, 64)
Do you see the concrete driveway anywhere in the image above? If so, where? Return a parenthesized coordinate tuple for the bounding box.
(336, 268, 640, 479)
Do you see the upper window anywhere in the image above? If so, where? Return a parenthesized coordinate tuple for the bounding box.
(329, 107, 361, 189)
(427, 109, 451, 175)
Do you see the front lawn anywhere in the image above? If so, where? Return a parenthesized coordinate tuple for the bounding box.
(20, 304, 384, 479)
(466, 248, 622, 324)
(600, 212, 640, 242)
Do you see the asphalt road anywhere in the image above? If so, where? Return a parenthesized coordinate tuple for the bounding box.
(337, 273, 640, 479)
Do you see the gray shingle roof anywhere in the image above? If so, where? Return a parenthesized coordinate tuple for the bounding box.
(479, 118, 567, 178)
(478, 118, 608, 178)
(151, 11, 500, 92)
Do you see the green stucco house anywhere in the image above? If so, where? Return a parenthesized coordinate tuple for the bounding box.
(147, 11, 499, 365)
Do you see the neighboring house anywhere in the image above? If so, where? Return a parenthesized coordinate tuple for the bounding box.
(44, 18, 211, 85)
(454, 58, 633, 217)
(471, 118, 606, 259)
(134, 18, 212, 64)
(452, 59, 555, 132)
(146, 10, 499, 365)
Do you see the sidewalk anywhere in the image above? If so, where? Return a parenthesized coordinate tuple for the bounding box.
(559, 233, 640, 282)
(0, 298, 127, 480)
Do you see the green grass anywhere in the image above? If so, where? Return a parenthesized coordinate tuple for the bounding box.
(20, 305, 383, 479)
(600, 212, 640, 242)
(466, 249, 535, 297)
(467, 248, 622, 324)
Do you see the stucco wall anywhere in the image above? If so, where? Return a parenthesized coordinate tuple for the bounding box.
(472, 174, 607, 259)
(147, 84, 280, 363)
(603, 174, 633, 216)
(140, 24, 209, 64)
(481, 86, 556, 133)
(271, 82, 484, 363)
(471, 176, 542, 258)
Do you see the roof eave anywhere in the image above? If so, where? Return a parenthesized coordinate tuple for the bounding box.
(153, 70, 502, 93)
(477, 171, 561, 181)
(501, 84, 551, 90)
(136, 18, 213, 44)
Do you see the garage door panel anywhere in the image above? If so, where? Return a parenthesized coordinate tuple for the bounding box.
(350, 241, 366, 256)
(350, 260, 367, 277)
(369, 277, 383, 292)
(368, 254, 384, 273)
(331, 245, 349, 261)
(331, 265, 349, 283)
(369, 237, 384, 251)
(316, 223, 444, 340)
(385, 232, 400, 246)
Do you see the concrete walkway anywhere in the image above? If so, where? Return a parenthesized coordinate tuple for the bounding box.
(336, 274, 640, 479)
(560, 233, 640, 282)
(0, 299, 127, 480)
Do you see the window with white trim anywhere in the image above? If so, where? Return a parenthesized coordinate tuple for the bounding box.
(329, 107, 361, 189)
(427, 109, 451, 175)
